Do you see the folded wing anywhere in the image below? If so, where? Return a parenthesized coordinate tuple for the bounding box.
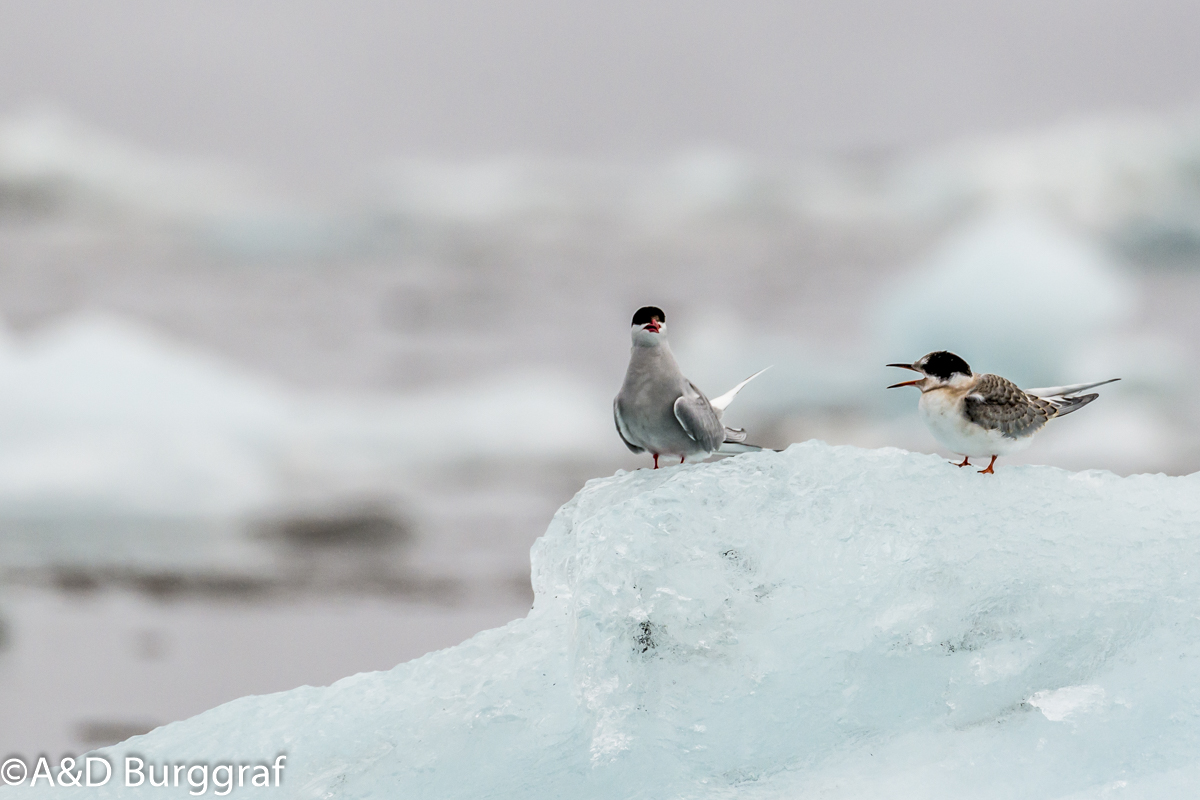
(613, 399, 645, 454)
(963, 373, 1056, 439)
(673, 383, 727, 453)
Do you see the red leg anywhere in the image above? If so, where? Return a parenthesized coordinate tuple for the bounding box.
(680, 456, 685, 464)
(978, 455, 997, 475)
(652, 453, 660, 470)
(952, 455, 971, 468)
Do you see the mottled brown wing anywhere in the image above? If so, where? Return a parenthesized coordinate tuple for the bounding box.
(963, 373, 1058, 439)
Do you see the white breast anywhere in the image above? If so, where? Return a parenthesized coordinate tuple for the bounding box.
(918, 389, 1034, 458)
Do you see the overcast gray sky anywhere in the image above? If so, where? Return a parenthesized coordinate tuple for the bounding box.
(2, 0, 1199, 183)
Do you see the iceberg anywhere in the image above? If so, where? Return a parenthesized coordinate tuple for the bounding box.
(891, 114, 1200, 232)
(0, 107, 278, 224)
(875, 212, 1136, 386)
(0, 108, 357, 257)
(0, 312, 613, 580)
(58, 443, 1200, 798)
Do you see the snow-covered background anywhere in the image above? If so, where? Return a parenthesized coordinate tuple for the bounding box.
(2, 0, 1200, 771)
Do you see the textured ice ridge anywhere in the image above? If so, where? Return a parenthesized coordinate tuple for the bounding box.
(57, 443, 1200, 799)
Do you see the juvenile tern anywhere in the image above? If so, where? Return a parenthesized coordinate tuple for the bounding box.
(887, 350, 1119, 474)
(615, 306, 767, 468)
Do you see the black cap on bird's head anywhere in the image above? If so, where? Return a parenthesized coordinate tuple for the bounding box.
(631, 306, 665, 327)
(917, 351, 972, 379)
(886, 350, 972, 389)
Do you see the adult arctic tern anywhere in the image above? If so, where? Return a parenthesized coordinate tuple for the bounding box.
(614, 306, 768, 468)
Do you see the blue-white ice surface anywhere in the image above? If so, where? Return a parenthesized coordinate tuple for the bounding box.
(69, 443, 1200, 798)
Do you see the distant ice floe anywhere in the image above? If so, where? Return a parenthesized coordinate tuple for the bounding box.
(874, 212, 1137, 386)
(892, 114, 1200, 243)
(9, 105, 1200, 261)
(79, 444, 1200, 798)
(0, 107, 274, 223)
(0, 313, 286, 519)
(379, 157, 627, 225)
(378, 148, 795, 231)
(0, 107, 356, 257)
(0, 313, 610, 521)
(375, 112, 1200, 252)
